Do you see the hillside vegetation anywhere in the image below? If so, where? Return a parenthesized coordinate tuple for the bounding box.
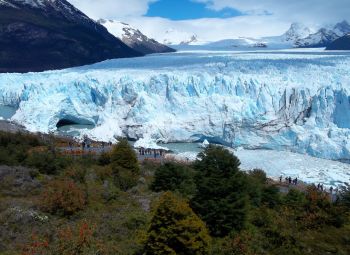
(0, 131, 349, 254)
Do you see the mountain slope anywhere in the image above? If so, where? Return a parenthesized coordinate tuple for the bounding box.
(98, 20, 175, 55)
(0, 0, 142, 73)
(326, 34, 350, 50)
(281, 23, 312, 43)
(296, 21, 350, 48)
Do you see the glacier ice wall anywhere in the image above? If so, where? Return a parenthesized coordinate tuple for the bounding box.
(1, 51, 350, 160)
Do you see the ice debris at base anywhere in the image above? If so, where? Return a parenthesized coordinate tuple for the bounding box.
(201, 139, 210, 148)
(169, 148, 350, 187)
(1, 50, 350, 161)
(134, 137, 169, 151)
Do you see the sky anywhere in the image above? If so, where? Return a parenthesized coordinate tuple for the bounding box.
(68, 0, 350, 42)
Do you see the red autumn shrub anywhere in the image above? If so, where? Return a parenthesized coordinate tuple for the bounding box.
(40, 178, 86, 216)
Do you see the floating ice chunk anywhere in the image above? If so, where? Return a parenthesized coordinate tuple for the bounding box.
(201, 139, 210, 148)
(134, 136, 169, 151)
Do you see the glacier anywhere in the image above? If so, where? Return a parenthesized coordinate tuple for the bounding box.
(1, 50, 350, 161)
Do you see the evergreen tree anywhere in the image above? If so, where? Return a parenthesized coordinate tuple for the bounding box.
(110, 139, 140, 191)
(190, 145, 249, 237)
(150, 162, 196, 197)
(339, 184, 350, 209)
(144, 192, 211, 255)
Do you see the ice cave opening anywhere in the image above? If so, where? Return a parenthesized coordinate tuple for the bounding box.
(56, 119, 80, 128)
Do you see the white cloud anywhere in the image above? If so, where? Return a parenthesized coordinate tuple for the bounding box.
(194, 0, 350, 25)
(68, 0, 350, 42)
(123, 15, 289, 43)
(68, 0, 157, 19)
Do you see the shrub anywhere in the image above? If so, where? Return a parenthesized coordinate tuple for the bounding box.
(22, 221, 104, 255)
(53, 221, 103, 255)
(261, 185, 281, 208)
(98, 152, 111, 166)
(40, 178, 86, 216)
(26, 150, 71, 175)
(248, 169, 267, 184)
(63, 165, 87, 184)
(21, 234, 49, 255)
(339, 184, 350, 209)
(144, 192, 211, 255)
(283, 189, 307, 207)
(191, 145, 249, 237)
(150, 162, 196, 196)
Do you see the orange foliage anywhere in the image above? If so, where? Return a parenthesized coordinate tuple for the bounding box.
(40, 178, 86, 216)
(21, 234, 49, 255)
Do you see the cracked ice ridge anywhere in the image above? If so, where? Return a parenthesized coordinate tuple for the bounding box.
(1, 50, 350, 161)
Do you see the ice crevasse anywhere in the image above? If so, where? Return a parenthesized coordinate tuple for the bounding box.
(0, 52, 350, 161)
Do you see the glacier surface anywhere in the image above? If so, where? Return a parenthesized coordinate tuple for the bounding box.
(1, 50, 350, 161)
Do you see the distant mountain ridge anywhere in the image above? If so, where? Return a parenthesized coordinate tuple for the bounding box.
(98, 19, 175, 55)
(326, 33, 350, 50)
(296, 20, 350, 48)
(173, 21, 350, 51)
(0, 0, 142, 73)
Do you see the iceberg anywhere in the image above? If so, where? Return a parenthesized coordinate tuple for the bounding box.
(1, 50, 350, 161)
(201, 139, 210, 148)
(134, 136, 169, 151)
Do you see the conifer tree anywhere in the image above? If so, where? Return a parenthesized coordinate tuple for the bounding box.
(144, 192, 211, 255)
(191, 145, 249, 237)
(110, 138, 140, 191)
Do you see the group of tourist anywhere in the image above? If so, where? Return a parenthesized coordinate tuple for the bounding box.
(316, 183, 338, 194)
(138, 148, 165, 159)
(278, 174, 339, 197)
(67, 138, 113, 153)
(280, 175, 298, 186)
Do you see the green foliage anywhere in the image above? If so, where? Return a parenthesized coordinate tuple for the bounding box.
(144, 192, 211, 255)
(25, 150, 72, 175)
(283, 189, 307, 207)
(0, 131, 41, 165)
(191, 145, 249, 237)
(110, 139, 140, 191)
(98, 152, 111, 166)
(150, 162, 196, 197)
(339, 184, 350, 209)
(1, 131, 350, 255)
(261, 185, 281, 208)
(248, 169, 267, 184)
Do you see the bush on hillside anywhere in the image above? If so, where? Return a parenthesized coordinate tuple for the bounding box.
(40, 178, 86, 216)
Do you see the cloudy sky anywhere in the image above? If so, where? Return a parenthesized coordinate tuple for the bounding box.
(68, 0, 350, 41)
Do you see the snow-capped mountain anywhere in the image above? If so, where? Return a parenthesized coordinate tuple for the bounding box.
(0, 0, 141, 72)
(333, 20, 350, 37)
(326, 33, 350, 50)
(160, 29, 204, 45)
(296, 21, 350, 48)
(174, 23, 313, 51)
(98, 19, 175, 55)
(281, 23, 312, 43)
